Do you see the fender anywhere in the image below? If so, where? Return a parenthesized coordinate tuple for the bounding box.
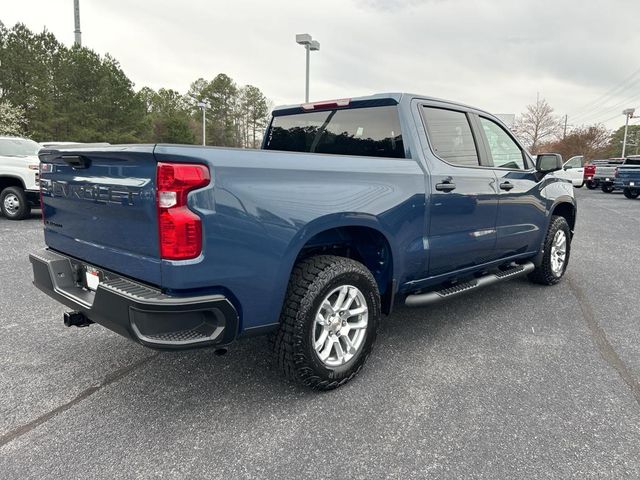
(0, 174, 27, 189)
(532, 194, 577, 267)
(278, 212, 398, 286)
(260, 212, 400, 323)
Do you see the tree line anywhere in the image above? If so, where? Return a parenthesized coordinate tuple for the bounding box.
(0, 22, 271, 147)
(513, 96, 638, 161)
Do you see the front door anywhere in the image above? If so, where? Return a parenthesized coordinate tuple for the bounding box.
(475, 115, 547, 259)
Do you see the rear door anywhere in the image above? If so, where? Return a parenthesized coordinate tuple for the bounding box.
(474, 115, 546, 259)
(419, 104, 500, 276)
(39, 146, 161, 285)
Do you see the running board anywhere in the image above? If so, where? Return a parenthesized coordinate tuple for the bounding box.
(405, 262, 535, 308)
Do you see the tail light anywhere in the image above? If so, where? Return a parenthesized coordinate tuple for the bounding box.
(156, 162, 210, 260)
(584, 164, 596, 177)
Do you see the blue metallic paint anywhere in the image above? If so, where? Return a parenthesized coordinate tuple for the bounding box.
(38, 93, 576, 335)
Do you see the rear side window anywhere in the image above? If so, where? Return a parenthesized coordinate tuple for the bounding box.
(264, 106, 405, 158)
(422, 107, 479, 166)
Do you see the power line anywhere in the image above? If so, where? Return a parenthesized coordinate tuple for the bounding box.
(569, 65, 640, 119)
(571, 84, 640, 124)
(576, 94, 640, 125)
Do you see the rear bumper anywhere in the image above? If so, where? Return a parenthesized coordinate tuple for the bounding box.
(25, 190, 40, 206)
(29, 249, 239, 350)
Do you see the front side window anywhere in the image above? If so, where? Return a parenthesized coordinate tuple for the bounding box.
(479, 117, 525, 170)
(422, 107, 479, 166)
(264, 105, 404, 158)
(565, 156, 583, 169)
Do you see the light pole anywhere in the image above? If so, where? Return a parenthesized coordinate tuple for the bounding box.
(296, 34, 320, 103)
(197, 101, 210, 146)
(622, 108, 636, 158)
(73, 0, 82, 46)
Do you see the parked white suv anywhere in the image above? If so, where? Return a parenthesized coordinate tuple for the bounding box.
(0, 136, 41, 220)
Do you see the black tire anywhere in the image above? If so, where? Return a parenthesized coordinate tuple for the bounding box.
(586, 180, 597, 190)
(601, 184, 614, 193)
(0, 186, 31, 220)
(528, 215, 571, 286)
(623, 188, 639, 199)
(271, 255, 381, 390)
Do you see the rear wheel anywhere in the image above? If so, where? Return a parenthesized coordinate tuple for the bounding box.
(271, 255, 380, 390)
(601, 184, 614, 193)
(529, 215, 571, 286)
(586, 180, 597, 190)
(623, 188, 639, 199)
(0, 186, 31, 220)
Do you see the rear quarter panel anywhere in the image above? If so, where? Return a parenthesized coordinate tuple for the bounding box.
(154, 145, 426, 332)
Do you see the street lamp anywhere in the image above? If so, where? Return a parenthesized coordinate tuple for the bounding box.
(197, 101, 210, 146)
(622, 108, 636, 158)
(296, 33, 320, 103)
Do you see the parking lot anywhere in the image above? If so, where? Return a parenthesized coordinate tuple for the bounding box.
(0, 188, 638, 479)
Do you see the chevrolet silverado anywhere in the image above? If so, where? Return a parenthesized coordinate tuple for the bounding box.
(30, 93, 577, 390)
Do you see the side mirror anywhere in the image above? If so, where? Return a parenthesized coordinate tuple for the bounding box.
(536, 153, 563, 173)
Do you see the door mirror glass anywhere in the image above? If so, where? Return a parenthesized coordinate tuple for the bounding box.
(536, 153, 563, 173)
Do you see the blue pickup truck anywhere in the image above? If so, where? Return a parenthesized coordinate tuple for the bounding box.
(30, 93, 576, 390)
(614, 155, 640, 199)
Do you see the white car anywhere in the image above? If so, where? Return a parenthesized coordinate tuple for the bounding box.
(0, 136, 41, 220)
(560, 155, 585, 188)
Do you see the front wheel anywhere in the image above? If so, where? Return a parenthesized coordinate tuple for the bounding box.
(623, 188, 639, 199)
(271, 255, 380, 390)
(601, 184, 614, 193)
(529, 215, 571, 285)
(0, 186, 31, 220)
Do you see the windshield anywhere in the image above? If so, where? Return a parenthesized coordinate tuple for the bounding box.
(264, 105, 405, 158)
(0, 138, 41, 157)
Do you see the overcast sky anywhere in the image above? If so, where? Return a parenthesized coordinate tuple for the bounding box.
(4, 0, 640, 130)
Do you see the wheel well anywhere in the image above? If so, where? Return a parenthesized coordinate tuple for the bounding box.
(0, 177, 25, 192)
(552, 202, 576, 233)
(295, 226, 394, 314)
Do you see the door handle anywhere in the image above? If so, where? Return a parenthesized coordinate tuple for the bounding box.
(61, 155, 90, 169)
(435, 181, 456, 192)
(499, 181, 514, 191)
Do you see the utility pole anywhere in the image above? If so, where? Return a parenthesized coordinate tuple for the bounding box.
(563, 114, 568, 139)
(73, 0, 82, 47)
(197, 101, 209, 146)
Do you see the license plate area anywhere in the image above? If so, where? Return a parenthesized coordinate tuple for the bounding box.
(84, 266, 103, 291)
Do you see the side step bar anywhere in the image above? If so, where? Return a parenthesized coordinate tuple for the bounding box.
(405, 262, 535, 308)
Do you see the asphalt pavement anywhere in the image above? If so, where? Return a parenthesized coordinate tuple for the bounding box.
(1, 188, 639, 479)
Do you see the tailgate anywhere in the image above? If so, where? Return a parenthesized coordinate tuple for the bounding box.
(595, 165, 618, 178)
(618, 167, 640, 184)
(39, 146, 161, 286)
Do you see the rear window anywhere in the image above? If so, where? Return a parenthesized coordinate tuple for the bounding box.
(264, 106, 405, 158)
(0, 138, 41, 157)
